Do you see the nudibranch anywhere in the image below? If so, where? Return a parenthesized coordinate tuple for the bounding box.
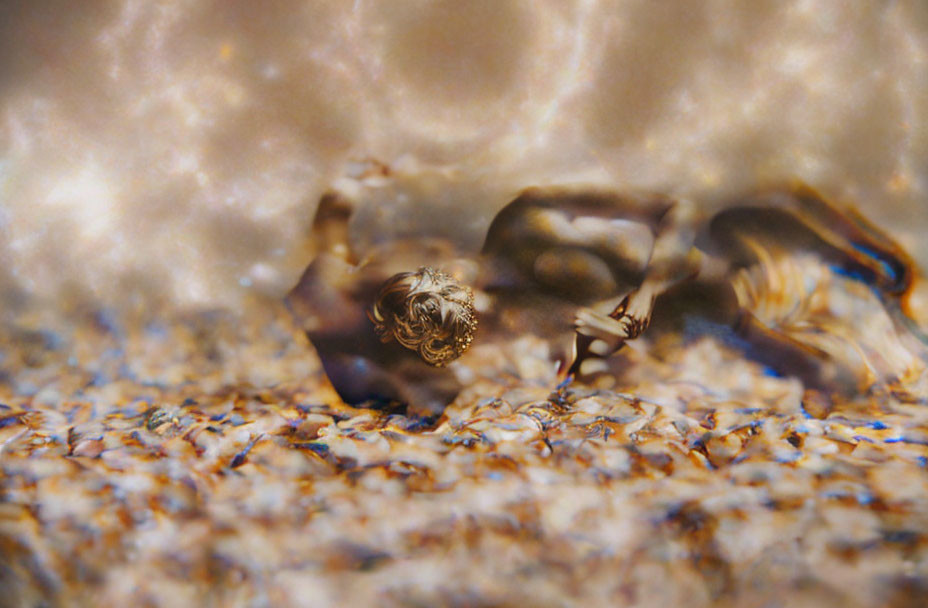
(288, 183, 924, 414)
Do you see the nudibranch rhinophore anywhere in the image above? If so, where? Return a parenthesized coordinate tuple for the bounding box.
(370, 267, 478, 368)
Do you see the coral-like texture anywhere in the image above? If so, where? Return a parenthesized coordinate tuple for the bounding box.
(1, 294, 927, 606)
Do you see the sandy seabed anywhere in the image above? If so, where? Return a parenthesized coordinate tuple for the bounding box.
(1, 291, 928, 607)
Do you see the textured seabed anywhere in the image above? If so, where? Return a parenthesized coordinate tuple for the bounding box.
(2, 294, 927, 607)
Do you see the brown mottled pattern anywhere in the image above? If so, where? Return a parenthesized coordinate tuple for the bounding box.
(1, 290, 927, 607)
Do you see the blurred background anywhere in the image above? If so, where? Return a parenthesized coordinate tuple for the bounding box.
(1, 0, 927, 313)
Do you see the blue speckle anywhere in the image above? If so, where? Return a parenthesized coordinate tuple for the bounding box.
(884, 530, 919, 544)
(917, 456, 927, 468)
(882, 435, 928, 446)
(350, 359, 371, 374)
(830, 264, 869, 284)
(297, 442, 329, 456)
(39, 330, 62, 351)
(145, 322, 168, 338)
(102, 347, 124, 361)
(682, 317, 750, 350)
(93, 308, 124, 337)
(868, 421, 888, 430)
(0, 416, 23, 430)
(485, 472, 503, 481)
(851, 242, 900, 285)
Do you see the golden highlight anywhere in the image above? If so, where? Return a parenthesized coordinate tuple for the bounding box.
(370, 267, 478, 367)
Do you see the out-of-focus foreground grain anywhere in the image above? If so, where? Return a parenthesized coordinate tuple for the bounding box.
(1, 296, 928, 607)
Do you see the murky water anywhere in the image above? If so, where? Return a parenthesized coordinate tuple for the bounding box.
(1, 0, 926, 312)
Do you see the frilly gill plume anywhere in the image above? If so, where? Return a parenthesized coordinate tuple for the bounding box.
(731, 241, 926, 387)
(371, 267, 478, 367)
